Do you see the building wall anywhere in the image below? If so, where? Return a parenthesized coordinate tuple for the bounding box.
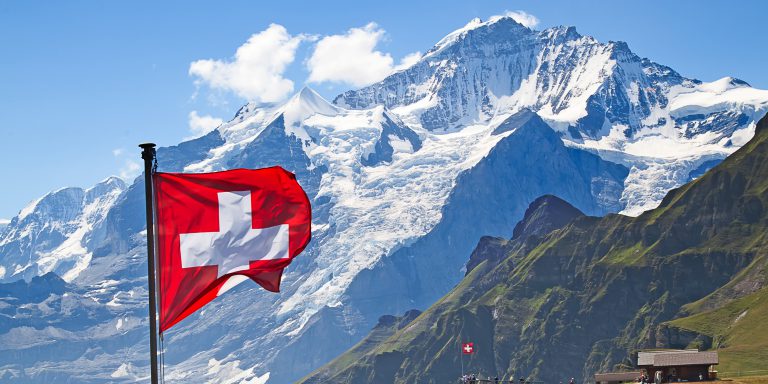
(641, 365, 710, 382)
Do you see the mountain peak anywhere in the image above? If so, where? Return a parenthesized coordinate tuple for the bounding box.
(88, 176, 126, 193)
(511, 195, 584, 240)
(700, 76, 752, 93)
(465, 17, 483, 28)
(282, 86, 339, 126)
(545, 25, 581, 40)
(85, 176, 126, 205)
(425, 15, 534, 59)
(492, 108, 550, 135)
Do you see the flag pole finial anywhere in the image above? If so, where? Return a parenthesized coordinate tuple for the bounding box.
(139, 142, 160, 384)
(140, 142, 156, 156)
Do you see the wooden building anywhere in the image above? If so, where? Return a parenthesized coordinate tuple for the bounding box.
(637, 350, 718, 382)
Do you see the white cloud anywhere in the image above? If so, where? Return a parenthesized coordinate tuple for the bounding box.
(119, 160, 141, 181)
(498, 10, 539, 29)
(0, 218, 10, 226)
(112, 148, 124, 157)
(307, 23, 421, 87)
(188, 111, 224, 136)
(394, 51, 423, 71)
(189, 24, 304, 102)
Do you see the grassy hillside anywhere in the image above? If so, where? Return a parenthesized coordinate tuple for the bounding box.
(665, 285, 768, 374)
(300, 113, 768, 384)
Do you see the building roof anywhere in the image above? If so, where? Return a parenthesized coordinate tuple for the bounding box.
(637, 350, 718, 367)
(653, 352, 718, 367)
(595, 372, 642, 382)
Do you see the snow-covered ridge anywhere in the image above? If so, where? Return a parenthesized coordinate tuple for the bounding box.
(668, 76, 768, 117)
(338, 16, 767, 140)
(0, 177, 126, 282)
(185, 87, 339, 173)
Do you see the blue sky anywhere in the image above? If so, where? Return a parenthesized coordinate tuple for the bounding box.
(1, 0, 767, 219)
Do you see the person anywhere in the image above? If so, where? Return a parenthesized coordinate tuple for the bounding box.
(495, 376, 500, 384)
(570, 377, 576, 384)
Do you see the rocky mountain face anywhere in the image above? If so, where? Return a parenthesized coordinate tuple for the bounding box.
(1, 16, 767, 383)
(301, 113, 768, 384)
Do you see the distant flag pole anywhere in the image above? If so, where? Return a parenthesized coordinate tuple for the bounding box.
(139, 143, 160, 384)
(462, 341, 474, 378)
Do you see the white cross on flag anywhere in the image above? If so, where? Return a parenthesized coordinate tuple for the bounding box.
(462, 342, 474, 354)
(154, 167, 311, 332)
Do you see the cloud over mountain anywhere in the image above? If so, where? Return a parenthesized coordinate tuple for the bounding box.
(188, 110, 224, 136)
(306, 23, 421, 87)
(189, 24, 305, 102)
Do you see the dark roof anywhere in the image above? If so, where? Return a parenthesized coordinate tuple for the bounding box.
(595, 372, 642, 382)
(637, 350, 718, 367)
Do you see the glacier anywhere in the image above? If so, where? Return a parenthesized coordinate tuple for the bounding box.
(1, 15, 768, 383)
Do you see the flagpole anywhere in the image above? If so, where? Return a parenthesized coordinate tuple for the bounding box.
(140, 143, 160, 384)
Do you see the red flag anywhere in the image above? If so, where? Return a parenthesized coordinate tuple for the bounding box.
(462, 342, 474, 354)
(153, 167, 311, 332)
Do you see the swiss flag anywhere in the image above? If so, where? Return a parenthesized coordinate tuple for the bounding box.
(462, 342, 474, 354)
(153, 167, 311, 332)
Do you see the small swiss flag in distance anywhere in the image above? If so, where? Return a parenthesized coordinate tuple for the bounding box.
(462, 342, 474, 354)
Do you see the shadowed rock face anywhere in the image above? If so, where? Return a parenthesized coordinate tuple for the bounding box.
(511, 195, 585, 240)
(300, 113, 768, 384)
(0, 272, 66, 304)
(361, 113, 422, 166)
(465, 195, 585, 276)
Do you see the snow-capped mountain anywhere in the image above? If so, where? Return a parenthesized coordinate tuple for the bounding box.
(337, 16, 768, 214)
(0, 177, 125, 283)
(1, 15, 767, 383)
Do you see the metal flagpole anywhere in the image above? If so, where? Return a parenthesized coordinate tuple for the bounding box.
(140, 143, 159, 384)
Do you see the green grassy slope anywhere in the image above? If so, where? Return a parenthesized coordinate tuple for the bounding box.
(665, 285, 768, 374)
